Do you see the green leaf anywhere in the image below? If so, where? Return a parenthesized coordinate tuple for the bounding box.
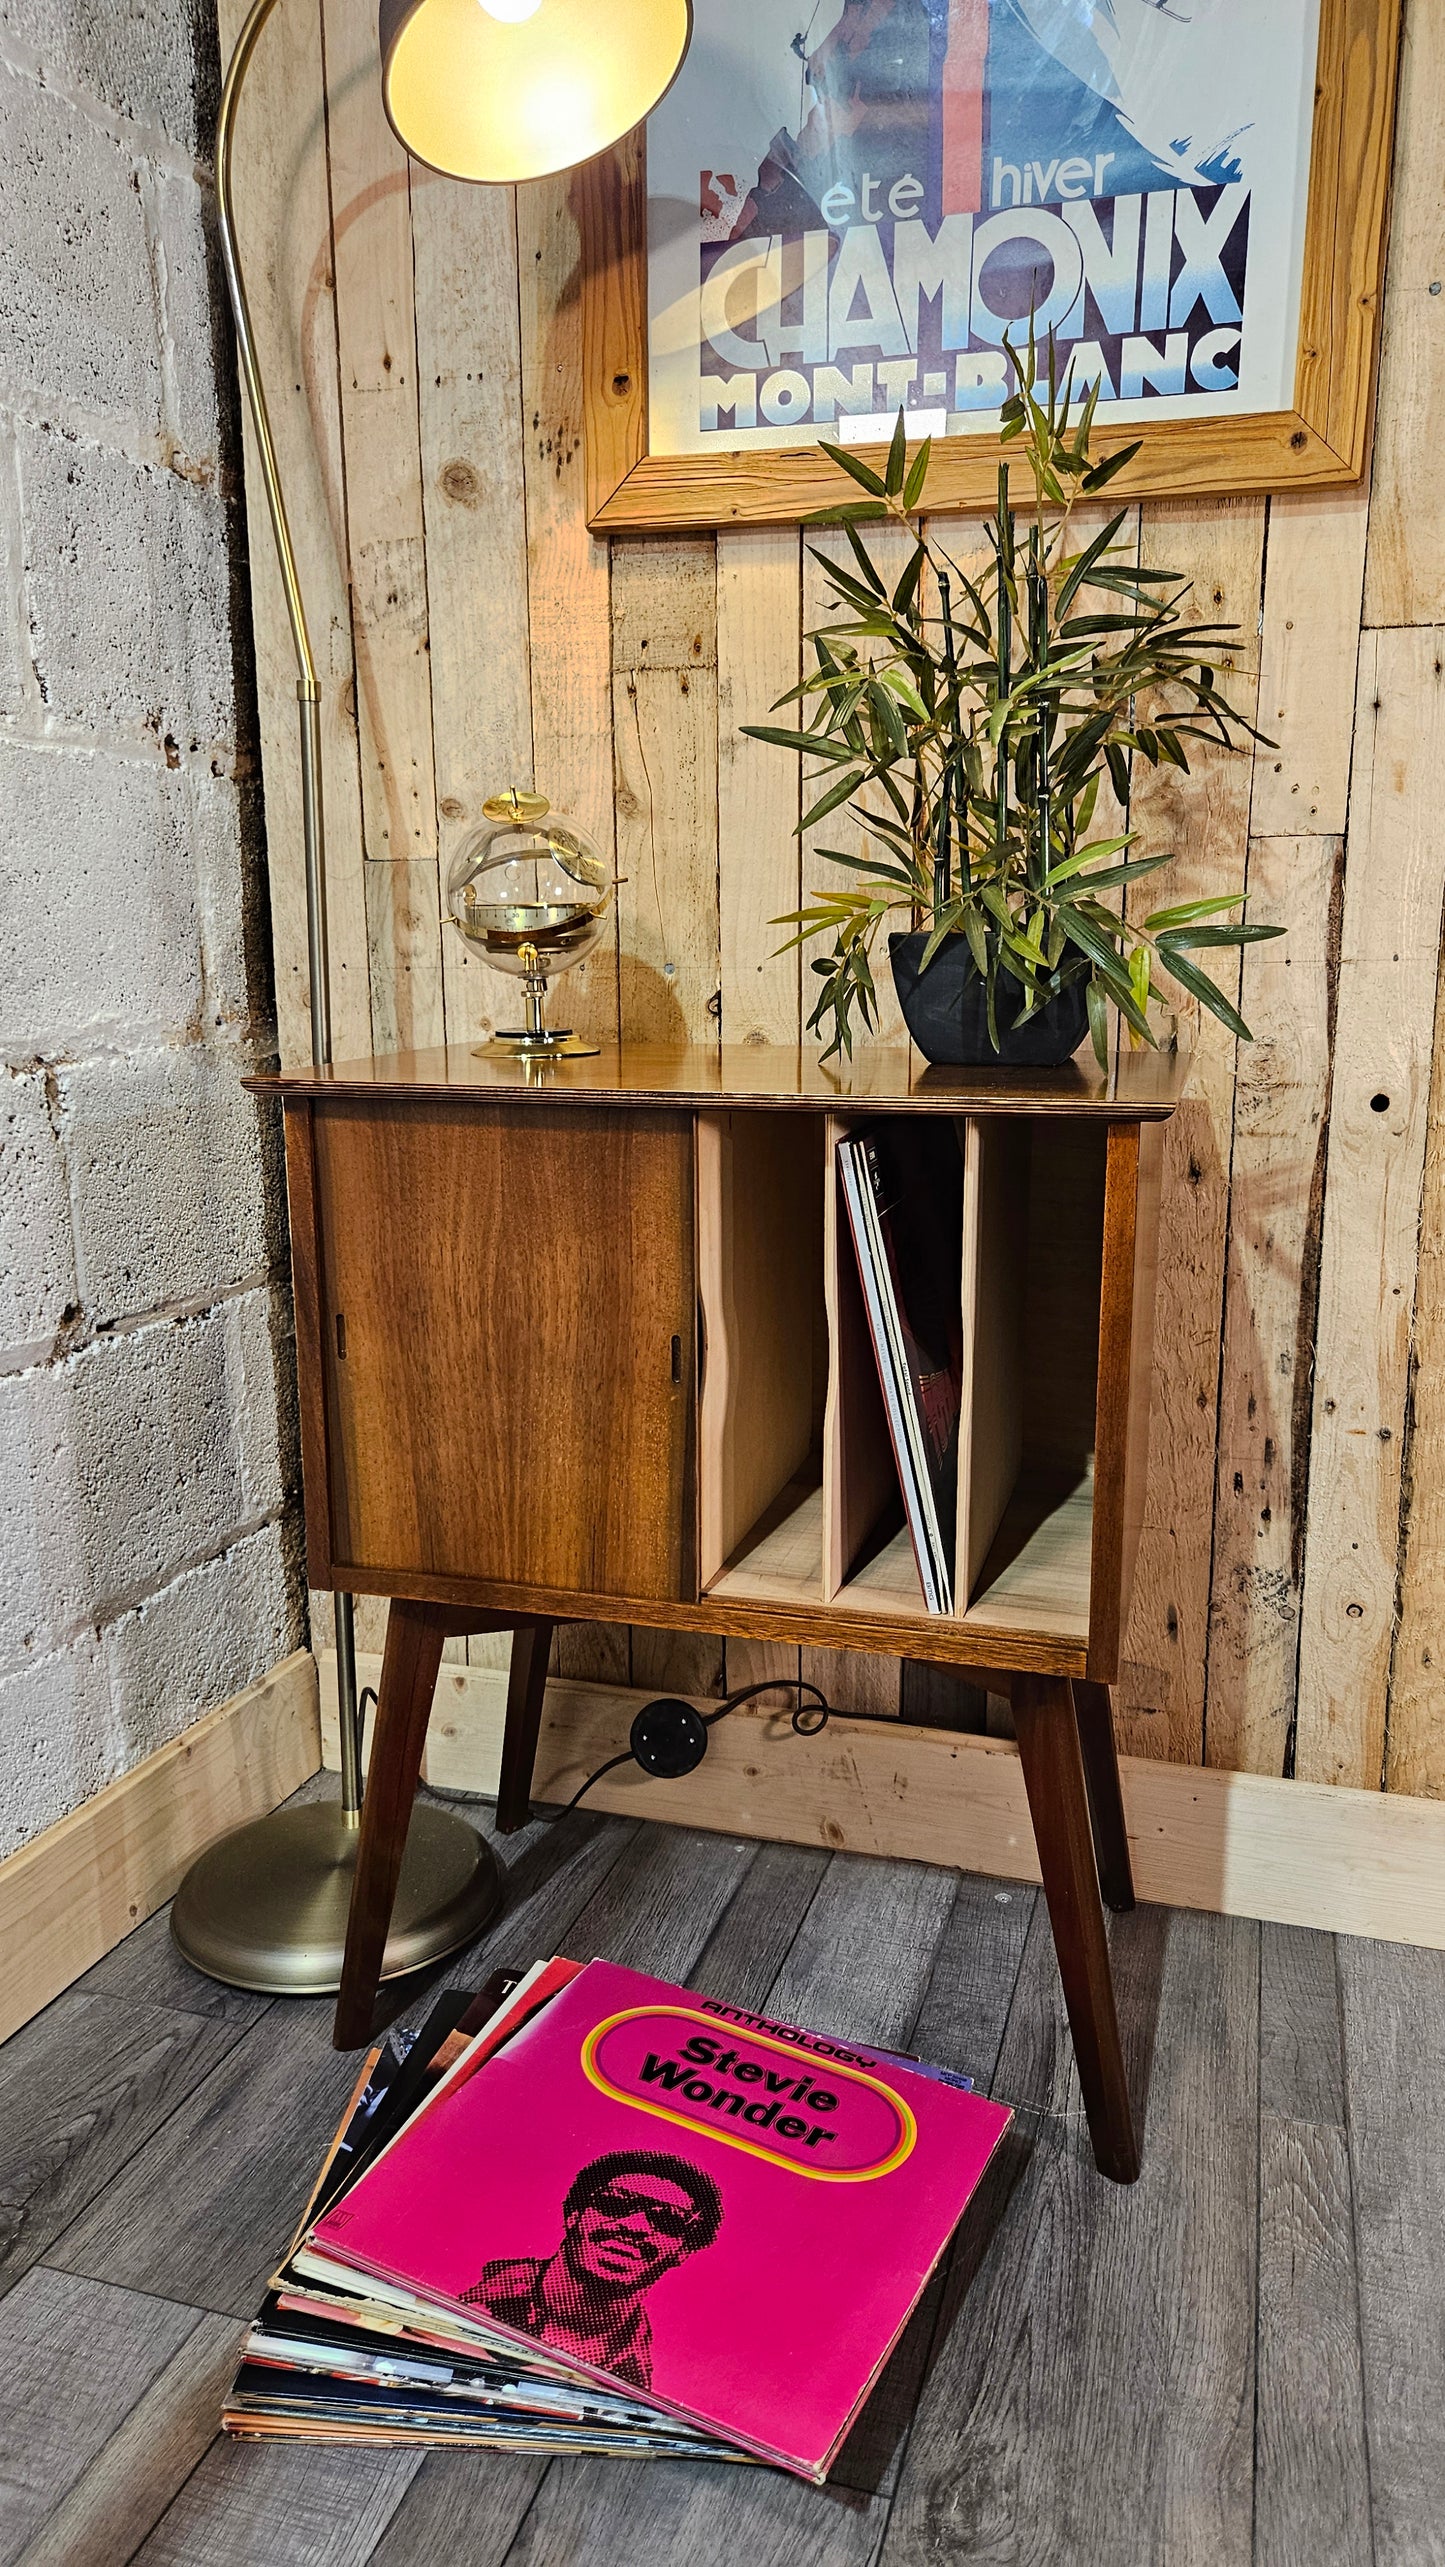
(892, 542, 925, 619)
(740, 722, 835, 758)
(1156, 923, 1286, 950)
(844, 521, 888, 597)
(902, 439, 932, 511)
(1086, 973, 1110, 1071)
(802, 501, 890, 526)
(822, 441, 887, 499)
(798, 768, 867, 830)
(885, 409, 908, 497)
(1141, 893, 1246, 930)
(1156, 947, 1253, 1040)
(1044, 831, 1136, 885)
(1081, 439, 1141, 491)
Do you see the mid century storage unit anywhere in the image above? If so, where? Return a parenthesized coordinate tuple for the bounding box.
(255, 1042, 1178, 2182)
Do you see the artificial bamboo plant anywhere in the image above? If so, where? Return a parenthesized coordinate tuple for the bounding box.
(746, 338, 1280, 1065)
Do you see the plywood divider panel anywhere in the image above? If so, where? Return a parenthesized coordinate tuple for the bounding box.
(957, 1117, 1028, 1606)
(822, 1113, 899, 1603)
(696, 1110, 823, 1587)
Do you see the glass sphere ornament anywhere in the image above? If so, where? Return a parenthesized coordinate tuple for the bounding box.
(445, 789, 612, 1058)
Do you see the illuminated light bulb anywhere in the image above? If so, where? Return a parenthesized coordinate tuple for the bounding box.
(379, 0, 692, 185)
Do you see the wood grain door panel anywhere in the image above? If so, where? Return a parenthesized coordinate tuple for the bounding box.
(313, 1100, 695, 1599)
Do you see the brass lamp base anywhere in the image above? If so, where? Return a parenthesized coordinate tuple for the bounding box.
(170, 1798, 503, 1995)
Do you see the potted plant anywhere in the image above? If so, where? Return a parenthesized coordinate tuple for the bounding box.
(745, 340, 1280, 1068)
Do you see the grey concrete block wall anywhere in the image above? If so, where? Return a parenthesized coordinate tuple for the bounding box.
(0, 0, 303, 1861)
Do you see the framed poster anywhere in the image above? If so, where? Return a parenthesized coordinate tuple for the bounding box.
(580, 0, 1400, 529)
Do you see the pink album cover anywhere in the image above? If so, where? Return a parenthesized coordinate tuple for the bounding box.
(309, 1959, 1010, 2479)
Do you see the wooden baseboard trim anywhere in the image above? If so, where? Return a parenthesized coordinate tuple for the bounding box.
(324, 1649, 1445, 1952)
(1, 1649, 321, 2045)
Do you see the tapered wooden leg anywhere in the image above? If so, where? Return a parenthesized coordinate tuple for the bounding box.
(1013, 1672, 1139, 2183)
(1073, 1677, 1136, 1914)
(496, 1619, 555, 1834)
(334, 1599, 451, 2051)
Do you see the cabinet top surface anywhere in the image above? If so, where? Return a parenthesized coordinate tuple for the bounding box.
(248, 1042, 1188, 1118)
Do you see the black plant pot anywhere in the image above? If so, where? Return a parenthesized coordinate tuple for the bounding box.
(889, 931, 1091, 1069)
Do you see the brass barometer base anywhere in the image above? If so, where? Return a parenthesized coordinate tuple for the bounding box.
(484, 1028, 601, 1059)
(170, 1797, 503, 1995)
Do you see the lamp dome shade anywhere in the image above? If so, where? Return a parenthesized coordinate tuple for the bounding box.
(379, 0, 692, 184)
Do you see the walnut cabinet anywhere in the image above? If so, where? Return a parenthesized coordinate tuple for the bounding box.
(254, 1041, 1183, 2182)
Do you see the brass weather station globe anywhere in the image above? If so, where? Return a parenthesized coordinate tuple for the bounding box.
(446, 789, 612, 1059)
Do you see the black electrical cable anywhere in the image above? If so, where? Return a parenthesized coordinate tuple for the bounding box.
(553, 1676, 833, 1819)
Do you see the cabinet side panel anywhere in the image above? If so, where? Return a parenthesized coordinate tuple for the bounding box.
(958, 1118, 1029, 1601)
(314, 1100, 696, 1599)
(822, 1114, 901, 1599)
(697, 1111, 823, 1572)
(1090, 1119, 1160, 1677)
(282, 1100, 333, 1587)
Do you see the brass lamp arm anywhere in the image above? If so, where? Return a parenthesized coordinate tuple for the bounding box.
(216, 0, 355, 1808)
(217, 0, 318, 700)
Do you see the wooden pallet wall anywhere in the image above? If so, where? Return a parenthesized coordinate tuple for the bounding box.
(221, 0, 1444, 1796)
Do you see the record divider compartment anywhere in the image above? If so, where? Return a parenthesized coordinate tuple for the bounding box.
(697, 1107, 1107, 1647)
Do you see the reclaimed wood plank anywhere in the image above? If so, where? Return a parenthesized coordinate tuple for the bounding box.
(318, 0, 442, 1061)
(1251, 490, 1369, 838)
(1361, 0, 1445, 630)
(412, 173, 533, 1052)
(1205, 835, 1342, 1776)
(1340, 1936, 1445, 2565)
(716, 525, 802, 1047)
(0, 2267, 201, 2567)
(516, 175, 618, 1049)
(0, 1992, 258, 2297)
(1387, 909, 1445, 1795)
(16, 2308, 241, 2567)
(800, 521, 911, 1062)
(214, 0, 371, 1067)
(1118, 497, 1267, 1766)
(1295, 630, 1445, 1787)
(882, 1909, 1259, 2567)
(612, 541, 720, 1048)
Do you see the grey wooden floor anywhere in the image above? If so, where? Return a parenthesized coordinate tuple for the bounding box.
(2, 1778, 1442, 2567)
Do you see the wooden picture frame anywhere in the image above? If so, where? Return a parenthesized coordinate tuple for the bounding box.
(581, 0, 1401, 533)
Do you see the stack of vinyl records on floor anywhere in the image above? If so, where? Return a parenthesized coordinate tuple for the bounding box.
(225, 1955, 1011, 2480)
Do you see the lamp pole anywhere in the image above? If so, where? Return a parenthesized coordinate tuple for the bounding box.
(215, 0, 364, 1825)
(169, 0, 501, 1991)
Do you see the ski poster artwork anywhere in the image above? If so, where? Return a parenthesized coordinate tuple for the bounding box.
(645, 0, 1321, 455)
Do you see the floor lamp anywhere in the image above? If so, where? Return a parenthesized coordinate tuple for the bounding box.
(171, 0, 692, 1993)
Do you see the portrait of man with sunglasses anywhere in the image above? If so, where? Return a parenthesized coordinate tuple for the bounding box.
(461, 2149, 725, 2392)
